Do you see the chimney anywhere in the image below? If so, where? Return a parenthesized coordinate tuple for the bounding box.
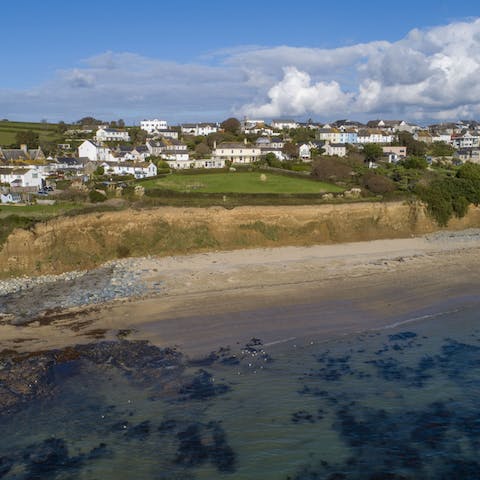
(20, 144, 28, 153)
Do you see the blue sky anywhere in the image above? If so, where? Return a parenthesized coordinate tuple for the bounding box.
(2, 0, 480, 123)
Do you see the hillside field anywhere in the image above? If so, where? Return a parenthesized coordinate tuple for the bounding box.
(0, 120, 62, 146)
(139, 172, 344, 194)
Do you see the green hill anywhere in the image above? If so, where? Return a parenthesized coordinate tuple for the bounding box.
(0, 120, 64, 146)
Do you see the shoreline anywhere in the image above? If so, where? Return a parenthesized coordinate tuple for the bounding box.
(1, 229, 480, 356)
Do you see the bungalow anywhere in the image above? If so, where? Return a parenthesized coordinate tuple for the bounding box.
(381, 146, 407, 159)
(95, 127, 130, 142)
(212, 140, 261, 164)
(101, 161, 157, 179)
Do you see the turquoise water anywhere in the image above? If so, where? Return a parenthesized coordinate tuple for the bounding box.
(2, 303, 480, 479)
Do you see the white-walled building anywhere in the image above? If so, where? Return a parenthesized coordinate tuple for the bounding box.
(181, 123, 219, 136)
(299, 143, 312, 160)
(271, 119, 299, 130)
(140, 119, 168, 133)
(323, 143, 347, 157)
(95, 127, 130, 142)
(0, 167, 43, 188)
(78, 140, 112, 162)
(101, 161, 157, 179)
(357, 130, 393, 144)
(212, 140, 261, 164)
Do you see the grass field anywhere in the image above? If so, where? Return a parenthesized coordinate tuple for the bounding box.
(0, 120, 62, 146)
(139, 172, 344, 194)
(0, 202, 82, 218)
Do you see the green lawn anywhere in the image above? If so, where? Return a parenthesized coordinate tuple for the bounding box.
(139, 172, 343, 194)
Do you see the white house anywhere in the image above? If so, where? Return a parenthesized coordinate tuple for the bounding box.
(451, 132, 480, 149)
(181, 123, 219, 136)
(95, 127, 130, 142)
(323, 143, 347, 157)
(299, 143, 312, 160)
(78, 140, 112, 162)
(102, 161, 157, 179)
(0, 167, 43, 189)
(193, 158, 226, 169)
(357, 130, 393, 144)
(140, 119, 168, 133)
(212, 140, 261, 164)
(271, 119, 299, 130)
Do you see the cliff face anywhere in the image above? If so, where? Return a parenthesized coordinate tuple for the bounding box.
(1, 201, 480, 278)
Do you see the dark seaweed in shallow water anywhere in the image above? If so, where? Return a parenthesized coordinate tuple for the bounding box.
(0, 437, 110, 479)
(178, 369, 231, 400)
(175, 421, 236, 472)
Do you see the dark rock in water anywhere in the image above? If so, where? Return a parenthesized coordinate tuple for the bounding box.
(125, 420, 151, 441)
(179, 369, 230, 400)
(87, 443, 110, 460)
(291, 410, 315, 424)
(440, 458, 480, 479)
(247, 338, 263, 346)
(158, 419, 177, 433)
(0, 457, 13, 478)
(388, 332, 417, 342)
(27, 437, 74, 473)
(111, 420, 130, 432)
(175, 422, 235, 472)
(187, 351, 219, 367)
(220, 355, 240, 366)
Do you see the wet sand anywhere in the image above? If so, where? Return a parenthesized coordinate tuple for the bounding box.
(2, 230, 480, 355)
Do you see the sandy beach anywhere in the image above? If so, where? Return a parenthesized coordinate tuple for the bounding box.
(1, 229, 480, 355)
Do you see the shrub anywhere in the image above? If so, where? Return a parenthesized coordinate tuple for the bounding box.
(89, 189, 107, 203)
(402, 156, 428, 170)
(362, 172, 396, 194)
(311, 157, 353, 183)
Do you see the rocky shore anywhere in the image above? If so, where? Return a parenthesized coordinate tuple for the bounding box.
(0, 258, 163, 326)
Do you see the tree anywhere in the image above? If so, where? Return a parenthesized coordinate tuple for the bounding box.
(282, 142, 298, 159)
(76, 116, 103, 126)
(117, 119, 125, 128)
(429, 141, 454, 157)
(363, 144, 383, 162)
(402, 156, 428, 170)
(15, 130, 39, 147)
(220, 117, 241, 134)
(129, 127, 147, 145)
(395, 131, 427, 156)
(57, 121, 68, 134)
(195, 142, 211, 156)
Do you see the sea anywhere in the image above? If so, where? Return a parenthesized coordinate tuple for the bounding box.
(1, 299, 480, 479)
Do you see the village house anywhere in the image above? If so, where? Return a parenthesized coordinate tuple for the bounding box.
(454, 148, 480, 164)
(0, 166, 43, 189)
(101, 161, 157, 179)
(153, 129, 179, 140)
(78, 140, 113, 162)
(381, 146, 407, 163)
(357, 129, 393, 144)
(451, 132, 480, 149)
(271, 119, 299, 130)
(212, 139, 261, 164)
(323, 142, 347, 157)
(414, 131, 434, 144)
(95, 127, 130, 142)
(140, 119, 168, 133)
(298, 143, 312, 161)
(0, 145, 45, 163)
(181, 123, 219, 136)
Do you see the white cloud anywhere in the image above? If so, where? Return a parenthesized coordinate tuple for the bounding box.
(3, 18, 480, 122)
